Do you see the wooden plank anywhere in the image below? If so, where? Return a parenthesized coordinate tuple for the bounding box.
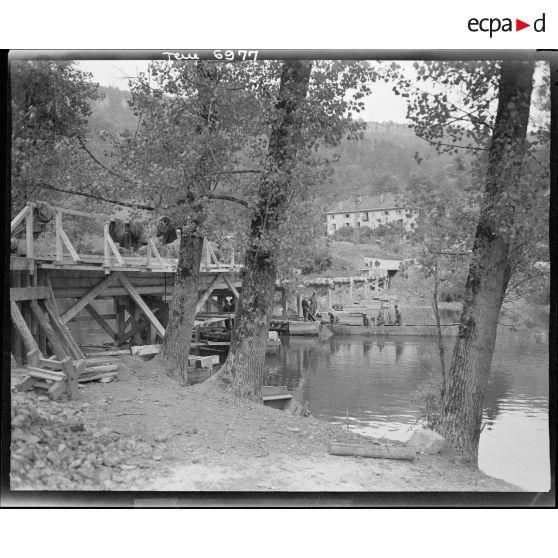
(11, 204, 31, 233)
(262, 394, 293, 402)
(11, 300, 40, 357)
(60, 273, 119, 324)
(328, 441, 416, 461)
(262, 386, 289, 397)
(57, 226, 81, 262)
(25, 366, 66, 381)
(85, 304, 117, 340)
(40, 358, 62, 370)
(131, 344, 161, 356)
(195, 273, 223, 314)
(43, 299, 85, 360)
(115, 272, 165, 338)
(10, 287, 51, 301)
(148, 238, 164, 265)
(188, 354, 219, 368)
(45, 276, 59, 314)
(85, 349, 130, 357)
(106, 234, 125, 266)
(29, 299, 68, 361)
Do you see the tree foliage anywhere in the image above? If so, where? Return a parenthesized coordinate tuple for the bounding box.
(10, 61, 102, 212)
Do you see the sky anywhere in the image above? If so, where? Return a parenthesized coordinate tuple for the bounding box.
(77, 60, 411, 124)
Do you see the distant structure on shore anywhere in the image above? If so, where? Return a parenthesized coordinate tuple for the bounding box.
(326, 193, 417, 236)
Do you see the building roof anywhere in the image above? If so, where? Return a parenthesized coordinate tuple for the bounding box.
(326, 194, 408, 214)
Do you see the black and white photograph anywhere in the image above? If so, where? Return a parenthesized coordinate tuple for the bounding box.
(4, 48, 554, 505)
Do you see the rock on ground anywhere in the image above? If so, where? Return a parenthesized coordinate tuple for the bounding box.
(406, 428, 445, 454)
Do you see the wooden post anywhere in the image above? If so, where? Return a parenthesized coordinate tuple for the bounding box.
(296, 294, 301, 318)
(55, 210, 63, 262)
(103, 222, 110, 270)
(61, 356, 79, 400)
(349, 279, 354, 304)
(43, 298, 84, 360)
(115, 297, 126, 347)
(11, 272, 23, 365)
(25, 208, 34, 261)
(29, 300, 68, 361)
(11, 301, 40, 358)
(133, 304, 143, 345)
(20, 272, 33, 363)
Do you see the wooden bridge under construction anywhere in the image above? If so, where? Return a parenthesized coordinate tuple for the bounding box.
(10, 203, 397, 399)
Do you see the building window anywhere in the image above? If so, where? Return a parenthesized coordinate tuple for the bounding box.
(357, 222, 361, 227)
(361, 213, 369, 221)
(345, 223, 350, 227)
(332, 224, 336, 231)
(345, 213, 350, 218)
(384, 211, 389, 216)
(398, 210, 402, 215)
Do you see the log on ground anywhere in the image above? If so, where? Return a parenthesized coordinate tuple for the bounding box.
(328, 441, 416, 461)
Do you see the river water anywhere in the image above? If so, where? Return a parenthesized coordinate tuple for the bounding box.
(70, 302, 549, 491)
(264, 327, 550, 492)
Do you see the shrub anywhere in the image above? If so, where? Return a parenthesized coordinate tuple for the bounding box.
(412, 378, 443, 430)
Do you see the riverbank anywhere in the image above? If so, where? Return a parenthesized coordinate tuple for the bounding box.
(11, 355, 521, 492)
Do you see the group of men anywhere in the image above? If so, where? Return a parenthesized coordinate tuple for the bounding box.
(301, 293, 318, 322)
(303, 292, 403, 327)
(373, 304, 402, 326)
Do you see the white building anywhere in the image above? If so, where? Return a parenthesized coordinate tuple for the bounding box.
(326, 194, 417, 236)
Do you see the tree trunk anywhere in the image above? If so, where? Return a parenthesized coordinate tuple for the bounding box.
(157, 60, 219, 383)
(216, 247, 277, 399)
(431, 273, 446, 397)
(216, 60, 313, 399)
(158, 233, 204, 383)
(439, 61, 534, 462)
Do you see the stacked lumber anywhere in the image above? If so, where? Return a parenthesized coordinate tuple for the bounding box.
(12, 354, 78, 401)
(38, 356, 119, 384)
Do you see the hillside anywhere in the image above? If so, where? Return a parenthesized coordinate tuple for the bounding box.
(316, 120, 470, 210)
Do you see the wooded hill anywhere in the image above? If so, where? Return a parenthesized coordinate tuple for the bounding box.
(86, 86, 468, 212)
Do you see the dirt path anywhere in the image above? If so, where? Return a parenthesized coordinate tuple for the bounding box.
(12, 354, 520, 492)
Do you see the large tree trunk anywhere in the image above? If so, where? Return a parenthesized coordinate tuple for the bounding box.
(216, 60, 313, 399)
(157, 61, 219, 382)
(439, 61, 534, 461)
(158, 233, 204, 384)
(216, 248, 277, 399)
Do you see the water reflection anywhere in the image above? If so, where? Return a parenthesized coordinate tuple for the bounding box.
(264, 328, 549, 491)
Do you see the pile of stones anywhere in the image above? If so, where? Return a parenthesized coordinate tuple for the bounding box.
(10, 392, 160, 490)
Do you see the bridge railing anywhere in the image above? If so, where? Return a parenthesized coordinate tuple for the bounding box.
(11, 203, 240, 273)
